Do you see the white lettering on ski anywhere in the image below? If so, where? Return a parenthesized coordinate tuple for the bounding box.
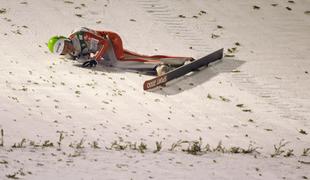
(146, 75, 167, 89)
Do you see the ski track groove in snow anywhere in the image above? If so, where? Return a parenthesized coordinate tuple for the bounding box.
(136, 0, 219, 55)
(230, 72, 310, 122)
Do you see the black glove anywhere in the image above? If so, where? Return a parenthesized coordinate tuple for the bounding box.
(82, 59, 97, 67)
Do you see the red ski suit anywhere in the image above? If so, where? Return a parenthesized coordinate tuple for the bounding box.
(68, 28, 191, 65)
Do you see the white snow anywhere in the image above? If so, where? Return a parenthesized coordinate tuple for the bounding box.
(0, 0, 310, 179)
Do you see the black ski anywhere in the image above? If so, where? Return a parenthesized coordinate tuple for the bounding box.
(143, 48, 223, 90)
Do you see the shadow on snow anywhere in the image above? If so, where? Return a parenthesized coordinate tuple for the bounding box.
(72, 58, 245, 95)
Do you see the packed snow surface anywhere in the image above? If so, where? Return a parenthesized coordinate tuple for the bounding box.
(0, 0, 309, 179)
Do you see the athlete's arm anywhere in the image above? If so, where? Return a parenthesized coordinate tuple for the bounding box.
(84, 32, 110, 62)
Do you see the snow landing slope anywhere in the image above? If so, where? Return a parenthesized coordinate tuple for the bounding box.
(0, 0, 310, 179)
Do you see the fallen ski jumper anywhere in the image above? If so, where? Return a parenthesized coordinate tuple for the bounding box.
(47, 27, 193, 76)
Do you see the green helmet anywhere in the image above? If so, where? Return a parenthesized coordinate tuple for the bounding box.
(47, 35, 67, 54)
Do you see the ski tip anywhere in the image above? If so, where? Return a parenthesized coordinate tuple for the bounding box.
(143, 74, 168, 90)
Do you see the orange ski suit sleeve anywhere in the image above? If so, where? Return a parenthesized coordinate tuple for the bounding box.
(95, 31, 125, 60)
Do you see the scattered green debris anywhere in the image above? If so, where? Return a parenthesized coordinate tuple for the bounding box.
(228, 47, 237, 53)
(91, 141, 100, 149)
(213, 141, 226, 153)
(211, 33, 220, 39)
(138, 142, 147, 153)
(298, 160, 310, 165)
(248, 119, 254, 123)
(6, 172, 19, 179)
(286, 7, 292, 11)
(253, 5, 261, 10)
(75, 14, 82, 18)
(271, 139, 289, 157)
(12, 138, 26, 148)
(199, 10, 206, 14)
(42, 140, 54, 148)
(302, 148, 310, 156)
(0, 8, 6, 14)
(12, 30, 22, 35)
(242, 109, 252, 113)
(231, 69, 241, 73)
(76, 138, 85, 149)
(299, 129, 308, 135)
(108, 140, 128, 151)
(236, 104, 244, 108)
(57, 132, 65, 149)
(225, 47, 238, 57)
(0, 160, 8, 164)
(1, 133, 307, 159)
(153, 141, 162, 153)
(284, 149, 294, 157)
(29, 141, 40, 148)
(219, 96, 230, 102)
(64, 1, 74, 4)
(235, 42, 241, 46)
(0, 129, 3, 146)
(169, 140, 187, 151)
(183, 138, 204, 155)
